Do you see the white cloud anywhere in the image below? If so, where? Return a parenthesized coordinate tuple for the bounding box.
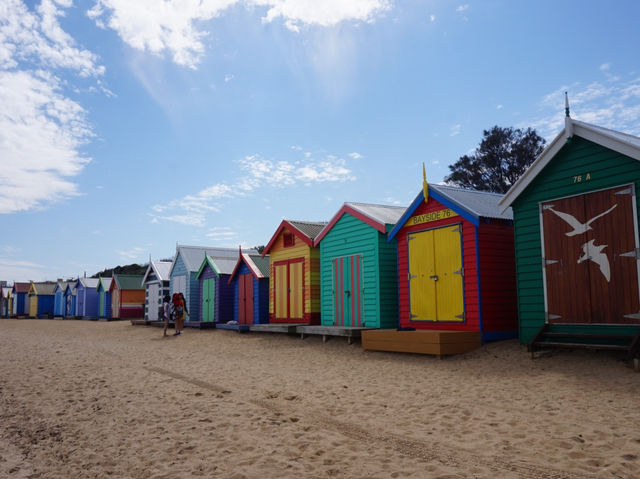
(0, 70, 93, 213)
(205, 226, 238, 239)
(1, 0, 104, 76)
(348, 152, 363, 159)
(0, 0, 105, 215)
(496, 104, 503, 109)
(115, 246, 146, 260)
(0, 258, 49, 282)
(600, 62, 611, 71)
(224, 73, 235, 82)
(449, 123, 461, 136)
(87, 0, 238, 69)
(87, 0, 391, 68)
(152, 150, 355, 226)
(456, 4, 469, 12)
(253, 0, 391, 32)
(429, 14, 435, 22)
(527, 75, 640, 139)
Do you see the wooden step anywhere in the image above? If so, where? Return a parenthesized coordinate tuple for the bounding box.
(542, 332, 634, 341)
(533, 341, 629, 351)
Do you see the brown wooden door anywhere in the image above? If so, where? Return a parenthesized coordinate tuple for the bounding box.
(541, 185, 640, 324)
(238, 274, 254, 325)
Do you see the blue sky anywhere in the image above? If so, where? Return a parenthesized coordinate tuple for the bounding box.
(2, 0, 640, 282)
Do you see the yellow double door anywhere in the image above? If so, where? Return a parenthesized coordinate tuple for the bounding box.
(274, 259, 304, 320)
(408, 225, 464, 322)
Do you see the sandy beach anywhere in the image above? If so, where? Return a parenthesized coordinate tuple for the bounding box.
(0, 320, 638, 478)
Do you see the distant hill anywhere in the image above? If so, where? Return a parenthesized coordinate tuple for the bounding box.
(92, 263, 148, 278)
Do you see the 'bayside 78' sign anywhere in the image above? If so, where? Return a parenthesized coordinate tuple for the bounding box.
(406, 208, 458, 226)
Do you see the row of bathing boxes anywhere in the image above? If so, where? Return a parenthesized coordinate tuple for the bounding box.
(8, 118, 640, 359)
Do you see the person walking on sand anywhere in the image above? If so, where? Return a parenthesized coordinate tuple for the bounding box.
(162, 294, 172, 337)
(172, 292, 189, 336)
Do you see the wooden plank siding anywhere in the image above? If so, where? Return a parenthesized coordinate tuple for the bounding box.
(396, 198, 480, 331)
(477, 222, 518, 333)
(319, 213, 398, 328)
(512, 137, 640, 343)
(169, 253, 199, 321)
(231, 262, 269, 324)
(267, 228, 321, 324)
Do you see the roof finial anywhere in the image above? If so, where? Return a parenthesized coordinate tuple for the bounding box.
(422, 162, 429, 203)
(565, 91, 570, 118)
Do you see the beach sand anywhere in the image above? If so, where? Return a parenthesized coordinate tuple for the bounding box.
(0, 320, 638, 478)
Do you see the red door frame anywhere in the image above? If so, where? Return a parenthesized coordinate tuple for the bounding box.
(238, 274, 254, 324)
(273, 258, 305, 321)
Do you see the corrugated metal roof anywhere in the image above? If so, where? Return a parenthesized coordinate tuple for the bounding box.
(33, 282, 57, 295)
(78, 277, 100, 289)
(55, 281, 72, 293)
(288, 220, 328, 240)
(345, 202, 407, 225)
(115, 274, 144, 290)
(500, 118, 640, 210)
(249, 255, 271, 278)
(209, 256, 238, 275)
(13, 282, 30, 293)
(152, 261, 172, 281)
(175, 245, 258, 273)
(431, 184, 513, 220)
(574, 120, 640, 150)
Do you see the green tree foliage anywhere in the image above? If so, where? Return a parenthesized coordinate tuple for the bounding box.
(91, 263, 147, 278)
(445, 126, 546, 193)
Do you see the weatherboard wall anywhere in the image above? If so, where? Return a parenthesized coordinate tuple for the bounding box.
(395, 194, 517, 338)
(197, 264, 234, 323)
(318, 212, 398, 329)
(169, 253, 201, 322)
(267, 227, 321, 324)
(230, 262, 269, 324)
(512, 136, 640, 343)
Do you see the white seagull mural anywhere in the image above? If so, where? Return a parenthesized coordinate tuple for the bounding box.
(577, 239, 611, 282)
(548, 204, 617, 237)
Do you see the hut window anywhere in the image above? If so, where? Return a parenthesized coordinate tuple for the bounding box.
(283, 232, 295, 247)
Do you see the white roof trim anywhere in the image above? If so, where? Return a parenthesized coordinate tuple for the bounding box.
(499, 119, 640, 212)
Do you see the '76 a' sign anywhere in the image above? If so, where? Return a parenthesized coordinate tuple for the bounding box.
(406, 208, 458, 226)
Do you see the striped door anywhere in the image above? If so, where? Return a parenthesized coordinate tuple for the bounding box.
(408, 225, 464, 321)
(238, 274, 254, 324)
(332, 255, 363, 326)
(274, 259, 304, 320)
(201, 278, 215, 322)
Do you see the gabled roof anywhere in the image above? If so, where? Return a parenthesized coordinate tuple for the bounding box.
(75, 277, 100, 290)
(53, 281, 71, 294)
(262, 219, 328, 256)
(96, 276, 112, 292)
(169, 245, 258, 276)
(499, 117, 640, 211)
(111, 274, 144, 291)
(12, 282, 30, 293)
(388, 184, 512, 240)
(229, 252, 270, 282)
(64, 283, 77, 296)
(314, 202, 407, 245)
(30, 282, 56, 295)
(196, 254, 239, 278)
(141, 260, 172, 285)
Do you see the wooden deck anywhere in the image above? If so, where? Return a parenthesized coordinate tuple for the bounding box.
(361, 330, 482, 358)
(215, 322, 250, 332)
(296, 325, 376, 344)
(184, 321, 217, 329)
(249, 323, 305, 334)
